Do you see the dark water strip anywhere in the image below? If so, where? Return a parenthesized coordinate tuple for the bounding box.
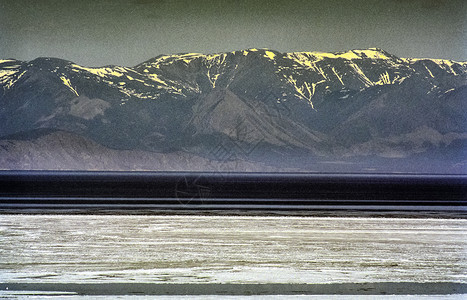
(1, 203, 466, 211)
(1, 282, 466, 295)
(1, 171, 466, 201)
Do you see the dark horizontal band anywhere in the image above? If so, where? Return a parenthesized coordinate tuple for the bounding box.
(0, 171, 465, 210)
(1, 282, 466, 296)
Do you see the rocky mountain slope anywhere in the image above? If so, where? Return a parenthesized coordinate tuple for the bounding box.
(1, 48, 466, 172)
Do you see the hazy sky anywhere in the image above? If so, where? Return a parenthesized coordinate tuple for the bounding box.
(1, 0, 465, 66)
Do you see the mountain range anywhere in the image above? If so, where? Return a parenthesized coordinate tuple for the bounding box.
(0, 48, 466, 172)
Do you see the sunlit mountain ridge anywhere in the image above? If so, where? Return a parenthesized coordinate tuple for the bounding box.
(1, 48, 466, 172)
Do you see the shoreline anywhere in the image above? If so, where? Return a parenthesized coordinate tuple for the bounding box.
(1, 209, 466, 219)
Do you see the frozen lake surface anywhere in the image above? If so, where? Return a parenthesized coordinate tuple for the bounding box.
(0, 215, 466, 297)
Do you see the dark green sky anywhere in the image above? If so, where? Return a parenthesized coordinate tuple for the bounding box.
(0, 0, 465, 66)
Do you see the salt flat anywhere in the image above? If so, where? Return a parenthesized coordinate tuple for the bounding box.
(1, 215, 465, 284)
(0, 215, 466, 297)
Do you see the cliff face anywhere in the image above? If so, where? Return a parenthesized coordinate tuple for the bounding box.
(0, 48, 466, 172)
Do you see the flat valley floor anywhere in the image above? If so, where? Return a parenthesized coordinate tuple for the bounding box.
(0, 215, 466, 297)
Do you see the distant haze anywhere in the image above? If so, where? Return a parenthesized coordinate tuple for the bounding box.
(0, 0, 466, 66)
